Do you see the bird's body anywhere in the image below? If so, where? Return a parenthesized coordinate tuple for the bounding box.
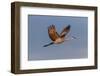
(54, 38, 64, 44)
(43, 25, 71, 47)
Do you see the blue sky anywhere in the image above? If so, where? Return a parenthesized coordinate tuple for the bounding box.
(28, 15, 88, 61)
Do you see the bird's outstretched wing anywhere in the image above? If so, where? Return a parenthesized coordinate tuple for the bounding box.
(48, 25, 60, 41)
(60, 25, 71, 38)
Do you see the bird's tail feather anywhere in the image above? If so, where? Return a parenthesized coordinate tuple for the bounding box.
(43, 42, 54, 47)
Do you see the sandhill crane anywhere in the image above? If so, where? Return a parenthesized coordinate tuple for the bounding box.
(43, 24, 75, 47)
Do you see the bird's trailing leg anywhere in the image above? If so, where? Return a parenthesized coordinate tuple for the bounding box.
(65, 36, 77, 41)
(43, 42, 54, 47)
(71, 36, 77, 39)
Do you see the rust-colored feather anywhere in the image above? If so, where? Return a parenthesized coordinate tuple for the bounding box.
(48, 25, 60, 41)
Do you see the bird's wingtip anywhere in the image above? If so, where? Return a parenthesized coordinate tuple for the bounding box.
(66, 24, 71, 29)
(68, 24, 71, 27)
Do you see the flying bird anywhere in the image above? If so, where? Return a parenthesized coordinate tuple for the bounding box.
(43, 24, 72, 47)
